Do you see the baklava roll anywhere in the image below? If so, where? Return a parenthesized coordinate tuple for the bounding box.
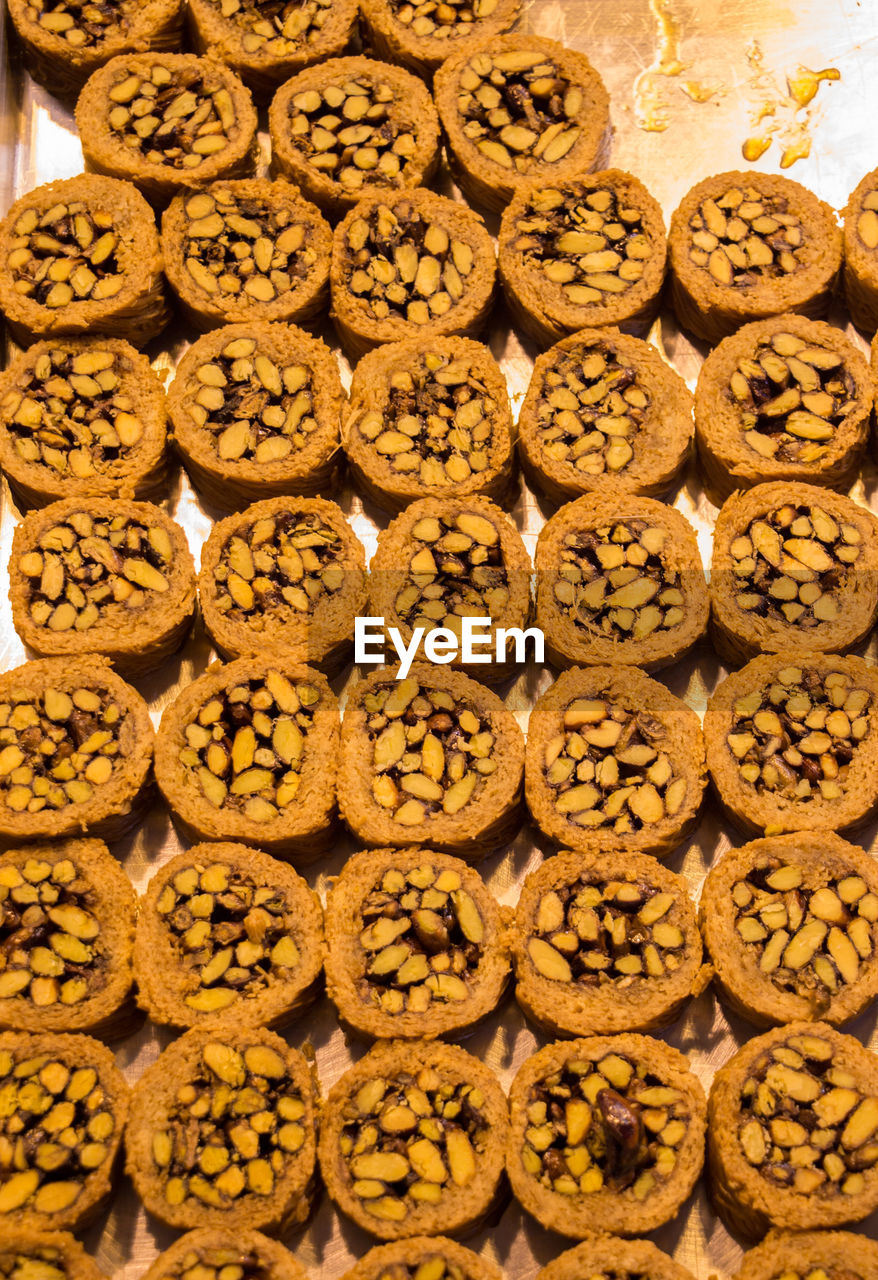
(134, 842, 324, 1029)
(10, 497, 196, 679)
(154, 655, 339, 857)
(139, 1229, 308, 1280)
(704, 651, 878, 836)
(517, 328, 693, 505)
(338, 663, 524, 859)
(0, 656, 153, 847)
(125, 1026, 317, 1234)
(342, 337, 514, 513)
(0, 175, 168, 347)
(512, 850, 711, 1037)
(842, 167, 878, 333)
(339, 1238, 501, 1280)
(498, 170, 667, 346)
(0, 1230, 108, 1280)
(709, 1021, 878, 1237)
(0, 1030, 129, 1232)
(359, 0, 520, 78)
(701, 831, 878, 1028)
(198, 495, 367, 674)
(76, 53, 258, 206)
(318, 1039, 508, 1239)
(324, 846, 510, 1040)
(0, 838, 136, 1038)
(0, 337, 168, 510)
(534, 493, 708, 671)
(507, 1034, 706, 1237)
(269, 57, 440, 218)
(669, 171, 842, 344)
(733, 1231, 878, 1280)
(537, 1238, 696, 1280)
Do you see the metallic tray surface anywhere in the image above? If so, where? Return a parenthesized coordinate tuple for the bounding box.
(3, 1, 878, 1276)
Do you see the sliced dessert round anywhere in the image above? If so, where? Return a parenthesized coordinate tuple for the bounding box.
(10, 497, 196, 679)
(368, 496, 531, 683)
(507, 1033, 706, 1237)
(708, 1021, 878, 1237)
(198, 495, 367, 674)
(843, 168, 878, 333)
(343, 336, 514, 513)
(0, 656, 153, 847)
(318, 1039, 508, 1240)
(339, 1238, 501, 1280)
(161, 181, 332, 330)
(0, 838, 136, 1038)
(324, 846, 510, 1040)
(498, 170, 667, 346)
(525, 665, 706, 858)
(0, 337, 168, 510)
(668, 172, 843, 345)
(134, 842, 324, 1030)
(517, 328, 693, 505)
(703, 651, 878, 836)
(435, 36, 609, 213)
(167, 322, 342, 510)
(733, 1230, 878, 1280)
(269, 56, 440, 219)
(512, 850, 711, 1037)
(339, 663, 524, 859)
(0, 1229, 109, 1280)
(154, 655, 339, 857)
(0, 1030, 129, 1232)
(694, 315, 872, 501)
(537, 1238, 696, 1280)
(125, 1026, 317, 1233)
(0, 175, 168, 347)
(701, 831, 878, 1028)
(534, 493, 708, 671)
(187, 0, 358, 100)
(140, 1229, 308, 1280)
(710, 481, 878, 664)
(330, 189, 495, 358)
(359, 0, 520, 78)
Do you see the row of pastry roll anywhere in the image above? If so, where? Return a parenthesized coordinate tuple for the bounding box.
(0, 1019, 878, 1246)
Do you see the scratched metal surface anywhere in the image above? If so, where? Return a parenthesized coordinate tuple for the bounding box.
(2, 1, 878, 1277)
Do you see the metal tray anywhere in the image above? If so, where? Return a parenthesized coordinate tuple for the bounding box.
(3, 1, 878, 1276)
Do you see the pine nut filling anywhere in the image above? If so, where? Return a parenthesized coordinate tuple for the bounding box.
(177, 671, 321, 821)
(730, 503, 863, 628)
(7, 203, 123, 310)
(156, 1245, 272, 1280)
(0, 686, 124, 816)
(212, 513, 344, 618)
(855, 189, 878, 251)
(0, 1047, 118, 1218)
(390, 0, 500, 39)
(3, 347, 145, 480)
(106, 63, 239, 169)
(543, 698, 688, 833)
(732, 860, 878, 1007)
(0, 856, 105, 1009)
(357, 353, 500, 487)
(394, 513, 508, 636)
(358, 863, 485, 1015)
(527, 876, 686, 989)
(522, 1054, 690, 1200)
(285, 77, 420, 194)
(456, 51, 584, 172)
(535, 346, 650, 477)
(554, 521, 685, 641)
(688, 188, 805, 288)
(207, 0, 333, 56)
(23, 0, 130, 47)
(365, 677, 497, 826)
(728, 332, 857, 464)
(0, 1244, 75, 1280)
(345, 205, 476, 325)
(181, 191, 318, 306)
(341, 1068, 488, 1222)
(738, 1033, 878, 1197)
(19, 511, 174, 635)
(728, 667, 872, 803)
(188, 337, 319, 467)
(153, 1042, 306, 1209)
(155, 860, 303, 1015)
(510, 185, 651, 306)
